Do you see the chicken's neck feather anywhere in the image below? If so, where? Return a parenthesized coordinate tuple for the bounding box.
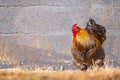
(73, 29, 95, 49)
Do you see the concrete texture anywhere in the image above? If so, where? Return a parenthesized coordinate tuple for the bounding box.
(0, 0, 120, 70)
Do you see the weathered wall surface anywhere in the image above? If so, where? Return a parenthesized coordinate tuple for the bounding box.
(0, 0, 120, 70)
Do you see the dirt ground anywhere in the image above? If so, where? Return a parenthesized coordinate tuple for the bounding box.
(0, 68, 120, 80)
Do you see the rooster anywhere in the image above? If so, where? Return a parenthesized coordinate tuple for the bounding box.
(71, 20, 106, 70)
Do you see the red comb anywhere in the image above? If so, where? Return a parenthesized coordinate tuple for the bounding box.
(72, 23, 77, 29)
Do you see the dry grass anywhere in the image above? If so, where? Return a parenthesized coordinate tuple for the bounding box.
(0, 68, 120, 80)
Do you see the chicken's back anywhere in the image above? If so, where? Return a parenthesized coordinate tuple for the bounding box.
(86, 19, 106, 44)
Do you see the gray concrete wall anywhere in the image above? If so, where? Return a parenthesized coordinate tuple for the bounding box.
(0, 0, 120, 70)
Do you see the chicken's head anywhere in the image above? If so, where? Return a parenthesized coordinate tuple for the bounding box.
(71, 24, 80, 37)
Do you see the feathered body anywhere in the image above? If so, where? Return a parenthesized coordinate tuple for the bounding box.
(72, 28, 95, 51)
(86, 19, 106, 45)
(71, 19, 106, 70)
